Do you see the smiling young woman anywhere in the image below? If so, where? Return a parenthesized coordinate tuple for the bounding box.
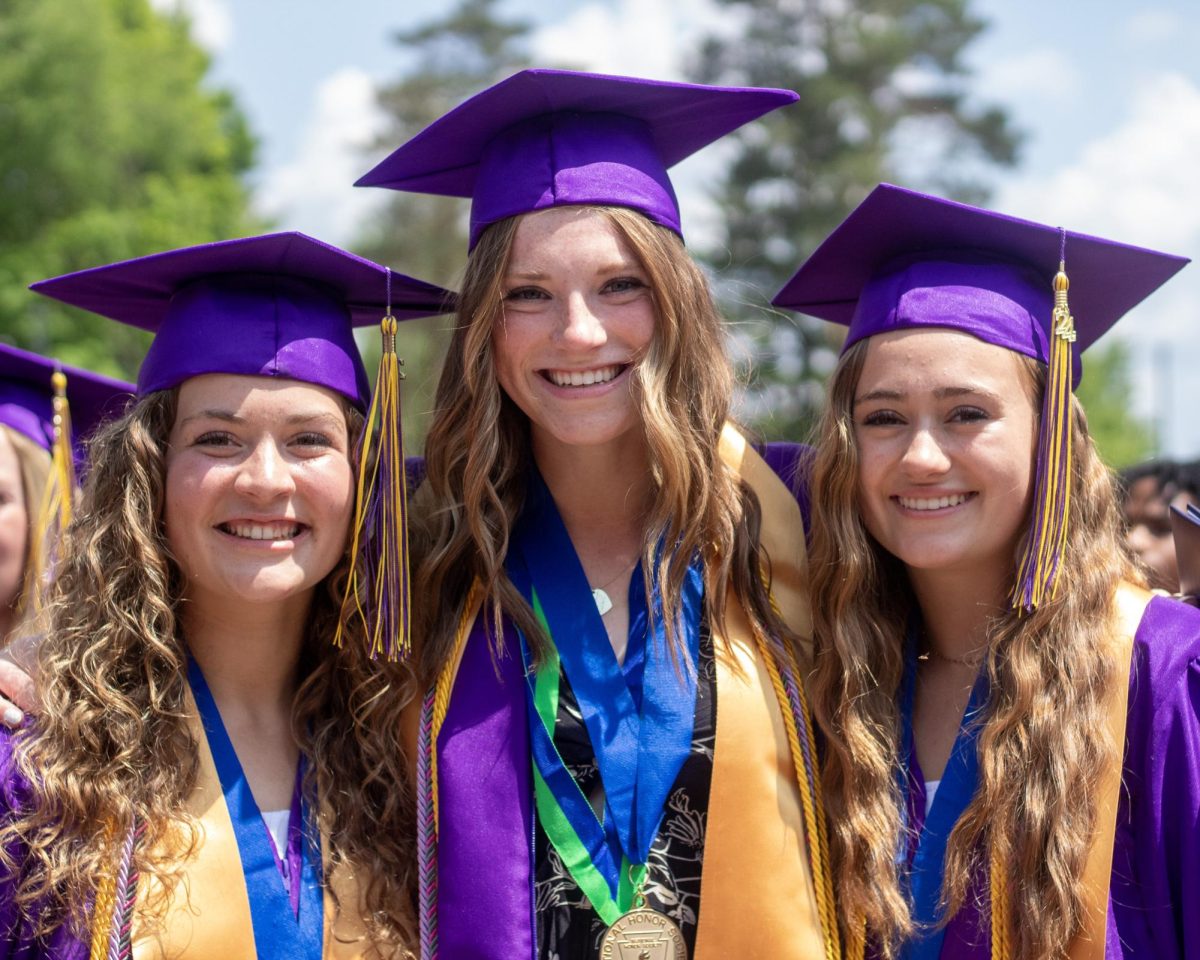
(358, 70, 840, 960)
(775, 184, 1197, 960)
(0, 234, 452, 959)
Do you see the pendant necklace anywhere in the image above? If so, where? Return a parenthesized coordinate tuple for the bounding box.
(918, 644, 987, 669)
(591, 559, 637, 617)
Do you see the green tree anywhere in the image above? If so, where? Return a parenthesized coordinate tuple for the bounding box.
(0, 0, 257, 379)
(689, 0, 1022, 439)
(1076, 340, 1155, 468)
(355, 0, 532, 448)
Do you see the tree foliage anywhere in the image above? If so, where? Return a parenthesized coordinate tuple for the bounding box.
(355, 0, 533, 447)
(0, 0, 256, 379)
(1075, 340, 1155, 468)
(688, 0, 1022, 439)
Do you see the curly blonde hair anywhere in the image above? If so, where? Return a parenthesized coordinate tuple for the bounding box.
(412, 206, 793, 683)
(807, 341, 1142, 959)
(0, 389, 418, 955)
(0, 424, 51, 639)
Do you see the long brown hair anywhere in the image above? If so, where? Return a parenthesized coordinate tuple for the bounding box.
(0, 389, 418, 955)
(807, 341, 1142, 959)
(412, 205, 792, 683)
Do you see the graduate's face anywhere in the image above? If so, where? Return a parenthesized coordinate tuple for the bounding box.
(853, 329, 1038, 585)
(492, 207, 655, 453)
(0, 430, 29, 617)
(164, 375, 354, 611)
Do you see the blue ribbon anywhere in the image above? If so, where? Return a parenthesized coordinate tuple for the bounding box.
(896, 638, 989, 960)
(188, 658, 324, 960)
(510, 472, 702, 891)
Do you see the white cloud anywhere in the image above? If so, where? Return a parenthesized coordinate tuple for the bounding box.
(997, 72, 1200, 268)
(148, 0, 233, 52)
(977, 48, 1082, 106)
(530, 0, 733, 80)
(996, 72, 1200, 455)
(254, 68, 389, 246)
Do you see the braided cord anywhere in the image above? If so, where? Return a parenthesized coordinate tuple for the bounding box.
(88, 823, 119, 960)
(418, 582, 481, 960)
(756, 630, 842, 960)
(417, 690, 438, 960)
(990, 847, 1011, 959)
(106, 819, 143, 960)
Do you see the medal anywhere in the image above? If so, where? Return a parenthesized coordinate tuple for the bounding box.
(599, 906, 688, 960)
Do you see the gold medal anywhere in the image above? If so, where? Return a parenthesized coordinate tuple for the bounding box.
(598, 906, 687, 960)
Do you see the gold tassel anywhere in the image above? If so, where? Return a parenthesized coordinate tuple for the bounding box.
(31, 369, 76, 611)
(1012, 250, 1076, 613)
(336, 272, 411, 660)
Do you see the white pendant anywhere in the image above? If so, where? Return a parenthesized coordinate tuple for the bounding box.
(593, 587, 614, 616)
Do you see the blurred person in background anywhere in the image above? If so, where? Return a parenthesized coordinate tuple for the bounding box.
(1121, 457, 1200, 593)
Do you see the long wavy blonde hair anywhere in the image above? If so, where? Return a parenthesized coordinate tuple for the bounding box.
(413, 206, 792, 681)
(0, 424, 51, 639)
(808, 340, 1142, 959)
(0, 389, 418, 955)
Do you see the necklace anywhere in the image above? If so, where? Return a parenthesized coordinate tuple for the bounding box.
(918, 645, 987, 669)
(590, 560, 637, 617)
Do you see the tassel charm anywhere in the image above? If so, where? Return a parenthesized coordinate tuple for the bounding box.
(337, 269, 412, 660)
(1012, 246, 1075, 613)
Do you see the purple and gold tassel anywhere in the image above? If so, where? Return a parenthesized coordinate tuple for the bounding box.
(336, 269, 411, 660)
(1012, 233, 1076, 613)
(32, 369, 76, 610)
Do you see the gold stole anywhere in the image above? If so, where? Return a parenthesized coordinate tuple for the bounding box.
(694, 425, 825, 959)
(1062, 582, 1145, 960)
(126, 693, 380, 960)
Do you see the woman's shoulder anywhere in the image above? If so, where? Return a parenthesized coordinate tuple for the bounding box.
(1129, 594, 1200, 710)
(755, 442, 814, 536)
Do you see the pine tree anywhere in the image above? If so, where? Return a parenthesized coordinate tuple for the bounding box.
(688, 0, 1021, 438)
(354, 0, 533, 446)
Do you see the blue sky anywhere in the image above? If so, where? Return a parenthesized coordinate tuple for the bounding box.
(160, 0, 1200, 456)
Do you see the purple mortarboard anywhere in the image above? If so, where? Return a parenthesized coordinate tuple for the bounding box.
(0, 343, 133, 457)
(29, 232, 454, 411)
(772, 183, 1188, 385)
(356, 68, 798, 249)
(31, 232, 457, 661)
(773, 183, 1190, 613)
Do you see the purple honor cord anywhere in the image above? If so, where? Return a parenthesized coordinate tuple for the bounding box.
(187, 657, 324, 960)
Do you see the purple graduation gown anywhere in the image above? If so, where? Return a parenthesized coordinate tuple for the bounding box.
(0, 728, 89, 959)
(930, 595, 1200, 958)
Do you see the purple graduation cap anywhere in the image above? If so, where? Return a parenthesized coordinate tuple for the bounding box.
(773, 183, 1190, 612)
(29, 232, 454, 411)
(0, 342, 133, 458)
(356, 68, 799, 249)
(30, 232, 457, 661)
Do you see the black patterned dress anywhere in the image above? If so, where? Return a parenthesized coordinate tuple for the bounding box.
(533, 616, 716, 960)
